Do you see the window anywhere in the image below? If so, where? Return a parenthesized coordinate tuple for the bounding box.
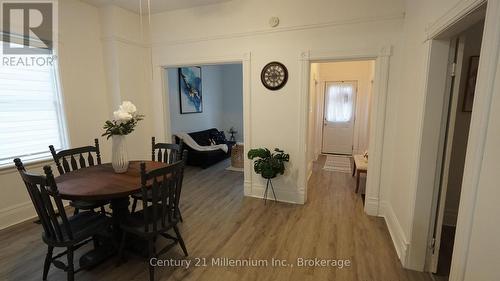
(0, 43, 68, 166)
(324, 82, 355, 123)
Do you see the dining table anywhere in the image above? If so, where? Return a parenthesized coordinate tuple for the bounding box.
(55, 160, 169, 267)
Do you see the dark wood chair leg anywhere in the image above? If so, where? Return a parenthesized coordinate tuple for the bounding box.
(92, 235, 99, 249)
(67, 247, 75, 281)
(117, 232, 127, 265)
(73, 208, 79, 215)
(131, 198, 138, 213)
(352, 161, 356, 177)
(177, 209, 183, 223)
(42, 245, 53, 280)
(356, 172, 360, 193)
(173, 225, 188, 256)
(148, 239, 155, 281)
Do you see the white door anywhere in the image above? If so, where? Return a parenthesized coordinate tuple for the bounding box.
(321, 81, 357, 155)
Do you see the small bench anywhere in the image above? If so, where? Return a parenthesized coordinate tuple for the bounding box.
(352, 155, 368, 193)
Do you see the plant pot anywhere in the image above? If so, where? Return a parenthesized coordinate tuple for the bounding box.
(112, 135, 129, 173)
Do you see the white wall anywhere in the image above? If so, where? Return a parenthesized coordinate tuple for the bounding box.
(167, 64, 243, 141)
(0, 0, 112, 229)
(221, 64, 244, 142)
(0, 1, 154, 229)
(168, 65, 224, 134)
(384, 0, 500, 276)
(150, 0, 405, 204)
(99, 5, 153, 159)
(314, 60, 374, 155)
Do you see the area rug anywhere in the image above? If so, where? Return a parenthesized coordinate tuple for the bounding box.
(323, 155, 352, 173)
(226, 166, 244, 172)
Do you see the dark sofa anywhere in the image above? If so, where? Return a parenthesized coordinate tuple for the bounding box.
(174, 128, 234, 169)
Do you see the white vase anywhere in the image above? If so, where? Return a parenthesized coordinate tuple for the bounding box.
(112, 135, 129, 173)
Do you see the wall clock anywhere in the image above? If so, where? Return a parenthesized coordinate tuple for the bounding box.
(261, 61, 288, 90)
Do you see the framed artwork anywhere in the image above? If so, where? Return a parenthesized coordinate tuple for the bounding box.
(462, 56, 479, 112)
(178, 66, 202, 114)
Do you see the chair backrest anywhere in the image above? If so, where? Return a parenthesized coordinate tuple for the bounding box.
(14, 158, 74, 243)
(140, 150, 188, 233)
(49, 138, 101, 175)
(151, 136, 184, 164)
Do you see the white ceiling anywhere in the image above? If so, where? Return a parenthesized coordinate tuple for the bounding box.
(81, 0, 233, 14)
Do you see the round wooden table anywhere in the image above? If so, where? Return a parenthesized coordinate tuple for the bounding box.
(56, 160, 168, 258)
(56, 161, 167, 201)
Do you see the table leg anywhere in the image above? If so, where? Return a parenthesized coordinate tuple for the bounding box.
(356, 172, 360, 193)
(110, 197, 149, 257)
(110, 197, 130, 241)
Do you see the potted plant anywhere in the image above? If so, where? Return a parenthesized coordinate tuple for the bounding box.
(247, 148, 290, 203)
(102, 101, 144, 173)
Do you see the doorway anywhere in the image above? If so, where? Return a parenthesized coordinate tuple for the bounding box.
(311, 60, 375, 158)
(426, 10, 485, 281)
(308, 60, 375, 193)
(322, 81, 358, 155)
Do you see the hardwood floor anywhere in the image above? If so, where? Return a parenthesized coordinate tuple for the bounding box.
(0, 158, 433, 281)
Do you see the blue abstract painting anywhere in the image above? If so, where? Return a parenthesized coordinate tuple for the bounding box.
(178, 67, 202, 114)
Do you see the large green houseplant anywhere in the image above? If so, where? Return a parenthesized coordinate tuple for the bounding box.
(247, 148, 290, 203)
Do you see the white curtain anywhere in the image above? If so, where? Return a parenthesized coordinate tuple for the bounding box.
(325, 82, 354, 123)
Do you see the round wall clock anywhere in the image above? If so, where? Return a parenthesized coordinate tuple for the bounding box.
(261, 61, 288, 91)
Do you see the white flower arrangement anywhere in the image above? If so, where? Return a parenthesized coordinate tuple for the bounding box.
(102, 101, 144, 139)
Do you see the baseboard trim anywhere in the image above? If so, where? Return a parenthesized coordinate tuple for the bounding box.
(364, 196, 380, 216)
(307, 161, 313, 182)
(248, 183, 303, 204)
(0, 201, 37, 230)
(244, 179, 252, 196)
(0, 200, 72, 230)
(379, 201, 410, 266)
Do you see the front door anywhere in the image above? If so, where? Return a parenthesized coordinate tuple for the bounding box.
(321, 81, 357, 155)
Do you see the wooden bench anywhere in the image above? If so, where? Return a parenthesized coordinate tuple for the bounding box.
(352, 155, 368, 193)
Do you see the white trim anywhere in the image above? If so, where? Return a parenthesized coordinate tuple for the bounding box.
(100, 35, 150, 48)
(248, 183, 304, 205)
(0, 201, 37, 230)
(449, 1, 500, 280)
(380, 201, 410, 265)
(151, 52, 253, 198)
(364, 196, 380, 215)
(298, 46, 391, 215)
(407, 39, 451, 271)
(425, 0, 486, 40)
(152, 13, 405, 47)
(407, 0, 500, 279)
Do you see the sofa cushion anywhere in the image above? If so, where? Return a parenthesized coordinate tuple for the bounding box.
(188, 128, 220, 146)
(209, 130, 227, 145)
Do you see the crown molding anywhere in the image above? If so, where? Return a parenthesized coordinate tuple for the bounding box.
(152, 13, 405, 47)
(100, 35, 151, 48)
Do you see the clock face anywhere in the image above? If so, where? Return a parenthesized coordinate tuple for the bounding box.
(261, 62, 288, 90)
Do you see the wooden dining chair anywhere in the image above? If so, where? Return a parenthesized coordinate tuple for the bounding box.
(14, 158, 111, 281)
(49, 139, 109, 215)
(130, 137, 186, 219)
(118, 160, 188, 281)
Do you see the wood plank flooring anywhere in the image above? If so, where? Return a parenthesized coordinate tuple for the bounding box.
(0, 158, 433, 281)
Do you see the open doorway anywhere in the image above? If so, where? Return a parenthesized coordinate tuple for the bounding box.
(164, 63, 244, 171)
(308, 60, 375, 192)
(426, 7, 486, 281)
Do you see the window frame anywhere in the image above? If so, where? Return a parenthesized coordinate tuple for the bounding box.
(0, 39, 69, 168)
